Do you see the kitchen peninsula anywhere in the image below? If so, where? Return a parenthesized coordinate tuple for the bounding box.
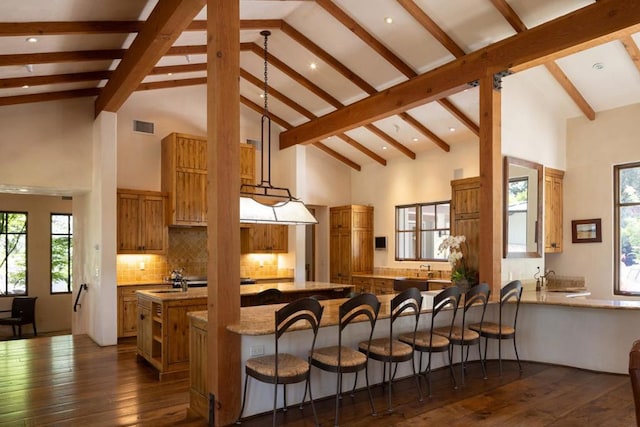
(187, 289, 640, 419)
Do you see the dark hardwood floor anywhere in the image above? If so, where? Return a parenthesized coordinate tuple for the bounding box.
(0, 334, 636, 426)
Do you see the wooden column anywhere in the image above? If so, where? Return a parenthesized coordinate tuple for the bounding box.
(478, 73, 502, 299)
(207, 1, 241, 425)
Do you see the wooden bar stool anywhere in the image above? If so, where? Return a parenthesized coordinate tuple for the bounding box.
(236, 297, 324, 427)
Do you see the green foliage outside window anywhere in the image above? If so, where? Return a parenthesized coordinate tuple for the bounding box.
(51, 214, 72, 294)
(0, 212, 27, 296)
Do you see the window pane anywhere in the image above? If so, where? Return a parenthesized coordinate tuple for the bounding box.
(6, 213, 27, 233)
(620, 205, 640, 293)
(397, 231, 416, 259)
(7, 234, 26, 295)
(420, 230, 443, 259)
(421, 205, 435, 229)
(51, 214, 70, 234)
(436, 203, 450, 229)
(397, 206, 416, 231)
(620, 167, 640, 204)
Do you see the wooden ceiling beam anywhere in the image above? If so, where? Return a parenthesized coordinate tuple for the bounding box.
(240, 95, 292, 130)
(240, 68, 386, 166)
(316, 0, 417, 78)
(137, 76, 205, 91)
(150, 63, 207, 75)
(0, 49, 125, 66)
(621, 35, 640, 74)
(0, 87, 100, 107)
(397, 0, 465, 58)
(312, 142, 361, 171)
(0, 71, 112, 89)
(364, 124, 416, 159)
(437, 98, 480, 136)
(280, 0, 640, 147)
(398, 112, 450, 152)
(94, 0, 206, 115)
(490, 0, 595, 120)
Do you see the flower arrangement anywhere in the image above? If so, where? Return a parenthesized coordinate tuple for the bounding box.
(438, 235, 477, 284)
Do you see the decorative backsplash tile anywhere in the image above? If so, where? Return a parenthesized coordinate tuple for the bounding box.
(167, 228, 208, 277)
(240, 253, 293, 278)
(373, 266, 451, 279)
(116, 254, 168, 283)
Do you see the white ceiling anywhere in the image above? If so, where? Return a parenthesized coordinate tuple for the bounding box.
(0, 0, 638, 168)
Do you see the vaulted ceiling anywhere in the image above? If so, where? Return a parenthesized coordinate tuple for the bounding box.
(1, 0, 639, 170)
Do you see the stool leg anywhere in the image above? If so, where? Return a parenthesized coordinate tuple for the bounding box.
(513, 334, 522, 372)
(236, 374, 250, 424)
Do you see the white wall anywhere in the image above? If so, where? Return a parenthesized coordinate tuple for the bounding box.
(0, 98, 93, 194)
(546, 103, 640, 299)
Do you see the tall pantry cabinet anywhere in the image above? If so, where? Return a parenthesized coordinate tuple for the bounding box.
(450, 177, 480, 274)
(329, 205, 374, 284)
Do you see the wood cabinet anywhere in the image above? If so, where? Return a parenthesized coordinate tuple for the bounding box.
(136, 290, 207, 381)
(117, 189, 167, 254)
(330, 205, 374, 284)
(162, 133, 256, 226)
(372, 278, 394, 295)
(241, 223, 288, 253)
(545, 167, 564, 253)
(117, 284, 171, 338)
(450, 177, 480, 276)
(351, 276, 373, 294)
(162, 133, 208, 226)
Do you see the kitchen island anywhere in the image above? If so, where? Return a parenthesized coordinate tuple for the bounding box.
(136, 281, 354, 380)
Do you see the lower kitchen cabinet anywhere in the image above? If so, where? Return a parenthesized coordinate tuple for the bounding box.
(117, 284, 171, 338)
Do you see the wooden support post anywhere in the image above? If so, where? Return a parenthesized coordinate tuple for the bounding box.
(478, 74, 502, 299)
(207, 0, 241, 425)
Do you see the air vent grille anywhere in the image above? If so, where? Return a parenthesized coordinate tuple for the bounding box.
(133, 120, 154, 135)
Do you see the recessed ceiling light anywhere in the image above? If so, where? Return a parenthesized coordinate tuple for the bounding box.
(384, 17, 393, 24)
(382, 146, 388, 150)
(21, 85, 29, 89)
(167, 72, 173, 76)
(25, 37, 38, 43)
(18, 188, 29, 193)
(259, 93, 265, 98)
(592, 62, 605, 70)
(412, 137, 419, 142)
(449, 127, 456, 132)
(309, 62, 317, 70)
(25, 64, 34, 73)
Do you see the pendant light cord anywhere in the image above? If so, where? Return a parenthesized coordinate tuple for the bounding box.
(260, 30, 272, 187)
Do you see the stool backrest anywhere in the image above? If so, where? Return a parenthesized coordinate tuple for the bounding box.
(12, 296, 37, 321)
(390, 287, 423, 343)
(339, 293, 380, 353)
(499, 280, 523, 332)
(429, 286, 461, 339)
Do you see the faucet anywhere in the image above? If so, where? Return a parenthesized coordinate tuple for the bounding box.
(180, 278, 188, 292)
(419, 264, 433, 278)
(542, 270, 555, 287)
(534, 268, 555, 291)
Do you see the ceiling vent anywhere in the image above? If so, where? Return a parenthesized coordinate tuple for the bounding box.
(133, 120, 155, 135)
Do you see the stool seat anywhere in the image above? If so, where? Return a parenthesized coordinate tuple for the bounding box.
(401, 330, 450, 349)
(311, 346, 367, 369)
(469, 322, 515, 338)
(362, 338, 413, 360)
(246, 353, 309, 382)
(434, 326, 480, 343)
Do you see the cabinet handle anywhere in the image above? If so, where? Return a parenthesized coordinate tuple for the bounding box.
(140, 313, 145, 320)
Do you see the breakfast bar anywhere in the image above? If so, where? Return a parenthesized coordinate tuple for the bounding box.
(188, 289, 640, 419)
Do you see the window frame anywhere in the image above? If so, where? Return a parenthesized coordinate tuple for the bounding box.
(50, 213, 73, 295)
(0, 211, 28, 297)
(614, 162, 640, 296)
(395, 201, 450, 261)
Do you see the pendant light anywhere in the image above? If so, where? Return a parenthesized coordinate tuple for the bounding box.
(239, 30, 317, 225)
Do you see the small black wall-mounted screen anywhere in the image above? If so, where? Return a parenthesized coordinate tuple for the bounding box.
(375, 236, 387, 250)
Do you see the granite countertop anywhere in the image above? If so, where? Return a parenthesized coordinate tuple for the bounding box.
(137, 287, 208, 301)
(239, 281, 353, 296)
(352, 274, 451, 283)
(251, 276, 294, 281)
(118, 281, 168, 287)
(521, 290, 640, 310)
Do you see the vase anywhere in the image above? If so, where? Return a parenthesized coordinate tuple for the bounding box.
(453, 279, 473, 293)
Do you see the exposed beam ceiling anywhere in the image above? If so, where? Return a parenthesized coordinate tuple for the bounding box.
(280, 0, 640, 148)
(94, 0, 206, 115)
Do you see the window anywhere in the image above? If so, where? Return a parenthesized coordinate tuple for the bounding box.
(51, 214, 73, 294)
(395, 201, 450, 261)
(0, 212, 28, 296)
(615, 162, 640, 295)
(507, 177, 529, 252)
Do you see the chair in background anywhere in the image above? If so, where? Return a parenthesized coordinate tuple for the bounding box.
(236, 297, 324, 427)
(0, 296, 37, 338)
(469, 279, 523, 376)
(399, 286, 461, 397)
(306, 293, 381, 426)
(361, 287, 423, 412)
(433, 283, 490, 385)
(255, 288, 284, 305)
(628, 339, 640, 426)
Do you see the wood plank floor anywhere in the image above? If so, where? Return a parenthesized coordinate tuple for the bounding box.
(0, 334, 636, 426)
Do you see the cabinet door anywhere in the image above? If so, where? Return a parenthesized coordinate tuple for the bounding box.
(137, 305, 152, 359)
(117, 192, 142, 252)
(122, 297, 138, 337)
(269, 225, 288, 252)
(373, 279, 394, 295)
(141, 195, 166, 253)
(545, 170, 564, 253)
(351, 277, 372, 294)
(239, 143, 255, 185)
(175, 171, 207, 224)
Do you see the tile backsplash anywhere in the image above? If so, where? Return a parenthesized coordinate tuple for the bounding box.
(166, 227, 208, 277)
(116, 254, 168, 283)
(240, 253, 294, 278)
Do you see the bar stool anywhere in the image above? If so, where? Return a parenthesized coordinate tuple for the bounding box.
(306, 293, 380, 426)
(360, 287, 423, 412)
(433, 283, 490, 385)
(399, 286, 461, 397)
(236, 297, 324, 427)
(469, 279, 523, 376)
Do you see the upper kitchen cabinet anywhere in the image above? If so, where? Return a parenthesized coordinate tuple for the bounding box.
(162, 133, 208, 226)
(545, 167, 564, 253)
(241, 224, 288, 253)
(329, 205, 374, 284)
(117, 189, 167, 254)
(450, 177, 480, 272)
(162, 133, 255, 226)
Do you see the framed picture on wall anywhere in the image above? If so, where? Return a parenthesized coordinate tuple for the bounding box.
(571, 218, 602, 243)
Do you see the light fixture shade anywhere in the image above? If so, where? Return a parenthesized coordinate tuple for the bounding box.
(240, 197, 317, 225)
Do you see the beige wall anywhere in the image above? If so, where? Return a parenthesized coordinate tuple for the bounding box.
(0, 193, 73, 335)
(547, 103, 640, 299)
